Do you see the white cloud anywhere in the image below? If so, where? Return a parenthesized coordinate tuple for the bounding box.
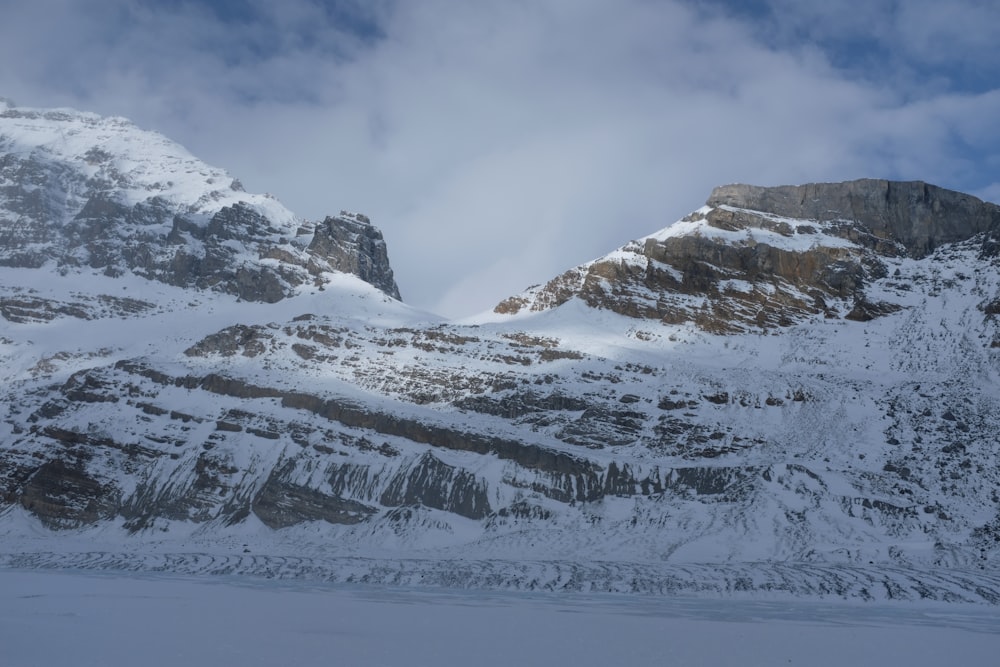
(0, 0, 997, 317)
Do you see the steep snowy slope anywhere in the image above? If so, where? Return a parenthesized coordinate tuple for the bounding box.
(0, 99, 399, 301)
(2, 102, 1000, 602)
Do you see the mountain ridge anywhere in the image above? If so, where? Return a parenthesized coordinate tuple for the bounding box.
(495, 177, 1000, 333)
(0, 101, 399, 302)
(706, 179, 1000, 258)
(2, 102, 1000, 603)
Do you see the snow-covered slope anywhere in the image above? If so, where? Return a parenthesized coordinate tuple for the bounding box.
(2, 102, 1000, 602)
(0, 98, 290, 219)
(0, 100, 399, 301)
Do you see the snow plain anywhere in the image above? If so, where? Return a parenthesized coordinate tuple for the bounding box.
(2, 568, 998, 667)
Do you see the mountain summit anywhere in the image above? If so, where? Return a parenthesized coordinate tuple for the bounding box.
(2, 102, 1000, 602)
(496, 179, 1000, 332)
(0, 101, 399, 302)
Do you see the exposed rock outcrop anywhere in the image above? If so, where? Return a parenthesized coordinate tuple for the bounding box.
(706, 180, 1000, 258)
(19, 460, 120, 529)
(307, 212, 401, 300)
(0, 105, 402, 302)
(252, 475, 377, 528)
(496, 179, 1000, 333)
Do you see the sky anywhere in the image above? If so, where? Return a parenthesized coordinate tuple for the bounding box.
(1, 0, 998, 318)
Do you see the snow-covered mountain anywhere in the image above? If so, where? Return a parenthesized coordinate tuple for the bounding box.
(0, 98, 398, 302)
(3, 101, 1000, 602)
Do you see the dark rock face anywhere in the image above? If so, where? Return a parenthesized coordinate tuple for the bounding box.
(379, 452, 491, 519)
(0, 152, 83, 268)
(147, 203, 296, 302)
(19, 460, 120, 529)
(8, 355, 787, 531)
(455, 391, 589, 419)
(184, 325, 273, 357)
(307, 212, 401, 300)
(707, 180, 1000, 258)
(253, 475, 376, 528)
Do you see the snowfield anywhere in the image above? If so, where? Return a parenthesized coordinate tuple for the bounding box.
(1, 569, 998, 667)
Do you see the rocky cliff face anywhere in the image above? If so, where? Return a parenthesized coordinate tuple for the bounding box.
(706, 180, 1000, 258)
(496, 179, 1000, 333)
(2, 103, 1000, 601)
(307, 212, 401, 300)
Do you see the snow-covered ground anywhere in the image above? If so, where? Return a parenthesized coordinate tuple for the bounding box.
(0, 568, 997, 667)
(3, 237, 1000, 594)
(1, 569, 998, 667)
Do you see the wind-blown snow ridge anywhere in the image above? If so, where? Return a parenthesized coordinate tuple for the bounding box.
(0, 102, 293, 225)
(645, 206, 857, 251)
(3, 551, 999, 603)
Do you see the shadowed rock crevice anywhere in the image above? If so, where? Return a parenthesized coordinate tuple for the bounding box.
(379, 452, 491, 520)
(252, 474, 377, 528)
(19, 460, 120, 529)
